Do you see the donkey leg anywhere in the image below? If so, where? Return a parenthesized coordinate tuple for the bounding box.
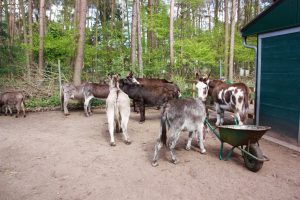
(63, 95, 70, 115)
(152, 138, 163, 167)
(234, 112, 243, 125)
(8, 106, 13, 116)
(15, 103, 20, 118)
(107, 107, 116, 146)
(197, 123, 206, 154)
(120, 109, 131, 145)
(4, 106, 8, 116)
(139, 102, 146, 123)
(21, 101, 26, 117)
(84, 96, 94, 117)
(220, 110, 225, 125)
(185, 131, 195, 151)
(215, 103, 221, 126)
(169, 129, 181, 164)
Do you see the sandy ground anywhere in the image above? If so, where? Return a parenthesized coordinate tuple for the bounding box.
(0, 108, 300, 200)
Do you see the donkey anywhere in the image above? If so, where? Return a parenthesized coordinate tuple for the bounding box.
(0, 91, 26, 118)
(106, 74, 131, 146)
(83, 83, 109, 117)
(196, 73, 250, 125)
(119, 76, 175, 123)
(151, 79, 208, 166)
(61, 83, 87, 115)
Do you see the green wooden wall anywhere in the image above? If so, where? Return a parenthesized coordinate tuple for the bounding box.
(259, 31, 300, 139)
(242, 0, 300, 37)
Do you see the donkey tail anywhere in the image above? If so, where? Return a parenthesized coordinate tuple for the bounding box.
(160, 104, 169, 146)
(60, 85, 64, 111)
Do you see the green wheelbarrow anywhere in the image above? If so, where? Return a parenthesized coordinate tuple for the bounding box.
(205, 119, 271, 172)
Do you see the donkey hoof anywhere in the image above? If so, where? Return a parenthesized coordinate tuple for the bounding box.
(151, 161, 159, 167)
(185, 146, 191, 151)
(24, 115, 26, 118)
(200, 149, 206, 154)
(15, 115, 19, 118)
(110, 142, 116, 146)
(64, 113, 70, 116)
(171, 159, 179, 164)
(125, 140, 132, 145)
(139, 121, 145, 124)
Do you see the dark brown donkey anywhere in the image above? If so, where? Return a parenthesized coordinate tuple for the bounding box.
(127, 72, 181, 112)
(119, 77, 176, 123)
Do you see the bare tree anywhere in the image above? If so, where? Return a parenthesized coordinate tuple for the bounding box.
(224, 0, 229, 79)
(28, 0, 33, 66)
(136, 0, 143, 77)
(130, 0, 137, 66)
(147, 0, 156, 50)
(8, 0, 15, 46)
(73, 0, 87, 85)
(169, 0, 174, 72)
(229, 0, 237, 82)
(19, 0, 31, 81)
(38, 0, 46, 76)
(214, 0, 219, 25)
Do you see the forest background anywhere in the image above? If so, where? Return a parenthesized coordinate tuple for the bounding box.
(0, 0, 273, 108)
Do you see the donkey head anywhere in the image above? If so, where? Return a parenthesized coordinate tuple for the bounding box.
(108, 74, 120, 89)
(195, 72, 210, 101)
(195, 71, 211, 84)
(126, 71, 140, 85)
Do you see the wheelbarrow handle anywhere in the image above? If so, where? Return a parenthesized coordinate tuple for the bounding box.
(238, 146, 270, 162)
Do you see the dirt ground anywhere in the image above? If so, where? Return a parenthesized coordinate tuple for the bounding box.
(0, 108, 300, 200)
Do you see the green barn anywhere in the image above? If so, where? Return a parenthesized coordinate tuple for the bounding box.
(241, 0, 300, 144)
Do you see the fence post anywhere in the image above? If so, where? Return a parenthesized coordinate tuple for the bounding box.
(58, 59, 62, 102)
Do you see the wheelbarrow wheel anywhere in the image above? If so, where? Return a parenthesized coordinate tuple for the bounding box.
(243, 144, 264, 172)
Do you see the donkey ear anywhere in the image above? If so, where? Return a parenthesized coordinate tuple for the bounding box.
(208, 71, 211, 79)
(128, 71, 133, 77)
(195, 72, 200, 80)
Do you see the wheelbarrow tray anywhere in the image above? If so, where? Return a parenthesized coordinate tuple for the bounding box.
(218, 125, 271, 147)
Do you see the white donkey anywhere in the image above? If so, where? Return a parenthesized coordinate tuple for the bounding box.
(106, 74, 131, 146)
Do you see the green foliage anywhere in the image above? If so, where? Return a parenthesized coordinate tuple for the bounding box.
(26, 94, 61, 108)
(234, 34, 256, 63)
(0, 1, 258, 109)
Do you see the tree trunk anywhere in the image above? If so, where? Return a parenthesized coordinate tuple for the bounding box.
(224, 0, 229, 79)
(19, 0, 31, 81)
(130, 0, 137, 66)
(125, 0, 130, 46)
(147, 0, 155, 51)
(229, 0, 237, 82)
(28, 0, 33, 66)
(214, 0, 219, 26)
(71, 0, 81, 69)
(169, 0, 174, 72)
(8, 0, 15, 46)
(111, 0, 115, 24)
(0, 0, 2, 24)
(73, 0, 87, 86)
(254, 0, 260, 16)
(38, 0, 46, 76)
(237, 0, 240, 29)
(136, 0, 143, 77)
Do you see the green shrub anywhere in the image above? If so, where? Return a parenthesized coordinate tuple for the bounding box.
(26, 95, 61, 108)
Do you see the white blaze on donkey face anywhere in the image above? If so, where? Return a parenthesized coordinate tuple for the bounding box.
(196, 81, 208, 102)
